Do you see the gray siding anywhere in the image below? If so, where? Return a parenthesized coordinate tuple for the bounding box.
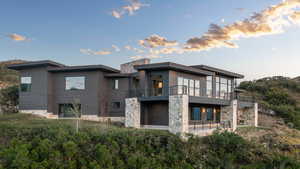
(52, 71, 102, 115)
(19, 67, 50, 110)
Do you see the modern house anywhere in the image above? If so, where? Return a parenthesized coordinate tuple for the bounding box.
(8, 59, 258, 136)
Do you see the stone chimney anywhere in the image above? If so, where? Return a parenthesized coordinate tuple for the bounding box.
(120, 59, 150, 73)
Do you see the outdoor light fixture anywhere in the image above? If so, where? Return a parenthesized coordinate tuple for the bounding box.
(201, 107, 206, 113)
(158, 82, 163, 88)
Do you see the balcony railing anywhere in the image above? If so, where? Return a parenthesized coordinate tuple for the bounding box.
(189, 120, 231, 131)
(126, 85, 255, 102)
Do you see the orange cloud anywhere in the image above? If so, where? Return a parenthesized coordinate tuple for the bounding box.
(184, 0, 300, 51)
(8, 33, 27, 41)
(139, 34, 178, 48)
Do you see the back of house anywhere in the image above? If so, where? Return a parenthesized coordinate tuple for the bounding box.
(8, 59, 258, 136)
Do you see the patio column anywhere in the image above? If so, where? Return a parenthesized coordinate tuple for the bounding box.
(169, 95, 189, 135)
(254, 103, 258, 127)
(221, 99, 238, 131)
(125, 98, 140, 128)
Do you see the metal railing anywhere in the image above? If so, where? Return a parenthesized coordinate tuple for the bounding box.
(189, 120, 231, 131)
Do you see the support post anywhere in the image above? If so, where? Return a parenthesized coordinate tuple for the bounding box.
(168, 95, 189, 135)
(125, 98, 141, 128)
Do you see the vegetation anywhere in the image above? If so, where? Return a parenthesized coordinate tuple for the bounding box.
(0, 114, 299, 169)
(239, 76, 300, 129)
(0, 85, 19, 114)
(0, 60, 25, 88)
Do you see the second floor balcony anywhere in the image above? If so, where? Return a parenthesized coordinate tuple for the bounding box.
(126, 85, 254, 105)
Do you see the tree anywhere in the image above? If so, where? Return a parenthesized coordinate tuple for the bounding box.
(0, 85, 19, 114)
(70, 98, 82, 133)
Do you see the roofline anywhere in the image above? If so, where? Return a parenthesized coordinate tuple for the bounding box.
(134, 62, 214, 76)
(191, 65, 244, 78)
(48, 65, 120, 73)
(104, 72, 137, 78)
(7, 60, 66, 70)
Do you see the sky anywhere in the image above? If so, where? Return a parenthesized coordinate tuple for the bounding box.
(0, 0, 300, 80)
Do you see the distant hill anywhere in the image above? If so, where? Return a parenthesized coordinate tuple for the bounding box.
(239, 76, 300, 129)
(0, 60, 27, 89)
(294, 76, 300, 82)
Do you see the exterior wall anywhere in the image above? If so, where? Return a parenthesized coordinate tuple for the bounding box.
(19, 67, 51, 111)
(168, 95, 189, 134)
(125, 98, 140, 128)
(141, 101, 169, 126)
(107, 77, 130, 117)
(52, 71, 103, 115)
(147, 70, 169, 96)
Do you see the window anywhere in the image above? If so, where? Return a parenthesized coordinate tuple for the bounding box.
(189, 79, 194, 96)
(177, 77, 183, 94)
(195, 80, 200, 96)
(113, 79, 119, 90)
(65, 77, 85, 90)
(191, 107, 201, 120)
(112, 102, 121, 109)
(21, 77, 32, 92)
(220, 78, 228, 99)
(206, 108, 214, 121)
(59, 104, 81, 118)
(206, 76, 213, 97)
(216, 77, 220, 98)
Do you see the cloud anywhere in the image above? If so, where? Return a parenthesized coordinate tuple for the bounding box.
(112, 45, 120, 52)
(8, 33, 27, 41)
(124, 45, 132, 50)
(111, 0, 148, 19)
(139, 34, 178, 48)
(184, 0, 300, 52)
(130, 54, 162, 60)
(289, 11, 300, 23)
(80, 49, 111, 55)
(150, 47, 184, 55)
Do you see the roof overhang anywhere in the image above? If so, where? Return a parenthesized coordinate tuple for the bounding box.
(7, 60, 65, 70)
(48, 65, 120, 73)
(191, 65, 244, 78)
(134, 62, 214, 76)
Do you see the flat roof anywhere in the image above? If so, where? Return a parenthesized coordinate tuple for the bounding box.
(191, 65, 244, 78)
(48, 65, 120, 73)
(7, 60, 65, 70)
(134, 62, 214, 76)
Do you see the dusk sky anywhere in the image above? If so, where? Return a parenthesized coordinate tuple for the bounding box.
(1, 0, 300, 80)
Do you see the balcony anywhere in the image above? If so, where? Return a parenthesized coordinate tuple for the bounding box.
(127, 85, 245, 105)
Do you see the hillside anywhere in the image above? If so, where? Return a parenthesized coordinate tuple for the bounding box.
(239, 76, 300, 129)
(0, 60, 26, 89)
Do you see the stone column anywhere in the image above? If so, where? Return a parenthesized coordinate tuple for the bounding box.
(254, 103, 258, 127)
(125, 98, 141, 128)
(221, 99, 238, 131)
(232, 100, 238, 131)
(168, 95, 189, 134)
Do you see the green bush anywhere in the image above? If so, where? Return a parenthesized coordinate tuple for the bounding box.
(0, 85, 19, 113)
(0, 115, 299, 169)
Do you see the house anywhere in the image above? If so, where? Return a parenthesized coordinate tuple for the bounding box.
(8, 59, 258, 136)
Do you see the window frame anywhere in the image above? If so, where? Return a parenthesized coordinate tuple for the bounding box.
(113, 79, 119, 90)
(20, 76, 32, 92)
(65, 76, 86, 91)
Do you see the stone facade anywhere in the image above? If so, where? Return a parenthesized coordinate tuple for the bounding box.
(120, 59, 150, 73)
(125, 98, 141, 128)
(221, 100, 238, 131)
(237, 102, 258, 127)
(168, 95, 189, 134)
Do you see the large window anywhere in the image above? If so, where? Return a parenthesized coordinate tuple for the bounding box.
(21, 77, 32, 92)
(215, 77, 220, 98)
(220, 78, 228, 99)
(206, 76, 213, 97)
(189, 79, 194, 96)
(65, 77, 85, 90)
(191, 107, 201, 120)
(177, 77, 200, 96)
(195, 80, 200, 96)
